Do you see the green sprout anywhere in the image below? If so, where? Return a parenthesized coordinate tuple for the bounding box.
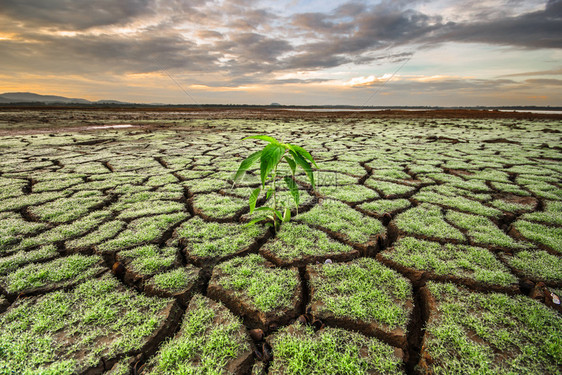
(233, 135, 317, 231)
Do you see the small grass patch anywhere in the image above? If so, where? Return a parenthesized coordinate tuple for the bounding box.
(117, 245, 177, 276)
(504, 250, 562, 283)
(358, 199, 411, 216)
(490, 199, 534, 213)
(268, 324, 403, 375)
(513, 220, 562, 253)
(0, 213, 47, 253)
(394, 204, 464, 241)
(66, 220, 125, 251)
(522, 200, 562, 226)
(421, 281, 562, 374)
(175, 216, 265, 259)
(415, 189, 500, 217)
(149, 266, 201, 293)
(192, 193, 246, 219)
(380, 237, 517, 286)
(213, 254, 299, 313)
(0, 254, 104, 294)
(144, 294, 251, 374)
(318, 184, 378, 203)
(297, 199, 385, 244)
(116, 200, 184, 220)
(446, 210, 526, 249)
(260, 222, 354, 265)
(97, 212, 188, 253)
(0, 244, 59, 276)
(0, 274, 172, 373)
(28, 192, 105, 223)
(308, 258, 412, 329)
(19, 210, 111, 249)
(365, 179, 416, 197)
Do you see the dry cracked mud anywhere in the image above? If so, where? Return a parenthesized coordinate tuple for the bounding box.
(0, 108, 560, 374)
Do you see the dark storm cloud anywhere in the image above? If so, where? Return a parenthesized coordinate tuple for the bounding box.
(0, 32, 218, 74)
(426, 0, 562, 48)
(0, 0, 156, 30)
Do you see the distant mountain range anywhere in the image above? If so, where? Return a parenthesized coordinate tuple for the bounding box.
(0, 92, 128, 104)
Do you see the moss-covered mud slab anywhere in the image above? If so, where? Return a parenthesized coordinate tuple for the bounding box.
(142, 294, 254, 374)
(259, 222, 359, 267)
(144, 265, 204, 307)
(266, 323, 405, 374)
(306, 258, 413, 350)
(207, 254, 302, 331)
(175, 217, 270, 268)
(0, 275, 181, 374)
(378, 237, 519, 292)
(418, 282, 562, 374)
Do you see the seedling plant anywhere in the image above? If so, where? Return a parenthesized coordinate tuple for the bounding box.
(233, 135, 317, 231)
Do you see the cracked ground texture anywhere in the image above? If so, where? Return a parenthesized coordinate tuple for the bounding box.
(0, 109, 560, 374)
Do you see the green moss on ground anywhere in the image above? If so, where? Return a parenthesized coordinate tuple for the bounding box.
(394, 204, 464, 241)
(380, 237, 517, 286)
(513, 220, 562, 253)
(145, 294, 251, 374)
(0, 244, 58, 276)
(192, 193, 246, 219)
(97, 212, 188, 253)
(260, 222, 354, 264)
(268, 324, 404, 375)
(149, 266, 201, 294)
(0, 254, 104, 294)
(175, 217, 265, 259)
(297, 199, 385, 244)
(0, 275, 172, 373)
(65, 220, 125, 251)
(365, 179, 416, 197)
(308, 258, 412, 330)
(118, 245, 177, 276)
(522, 200, 562, 226)
(358, 199, 411, 216)
(446, 210, 526, 249)
(318, 184, 378, 203)
(505, 250, 562, 283)
(212, 254, 299, 313)
(421, 281, 562, 374)
(19, 210, 112, 249)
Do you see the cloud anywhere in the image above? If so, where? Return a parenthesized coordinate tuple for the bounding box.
(0, 0, 156, 30)
(425, 0, 562, 48)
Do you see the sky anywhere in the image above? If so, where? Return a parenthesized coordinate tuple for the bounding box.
(0, 0, 561, 106)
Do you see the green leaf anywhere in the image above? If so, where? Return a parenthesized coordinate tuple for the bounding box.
(245, 217, 267, 227)
(283, 207, 291, 222)
(284, 155, 296, 176)
(266, 187, 274, 200)
(286, 143, 318, 168)
(273, 209, 283, 221)
(233, 150, 262, 183)
(260, 144, 285, 187)
(244, 135, 279, 144)
(284, 176, 300, 207)
(290, 150, 315, 189)
(249, 187, 261, 214)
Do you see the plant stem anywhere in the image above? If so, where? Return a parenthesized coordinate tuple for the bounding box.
(272, 163, 278, 230)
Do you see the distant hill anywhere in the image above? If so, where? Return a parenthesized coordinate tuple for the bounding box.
(0, 92, 128, 105)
